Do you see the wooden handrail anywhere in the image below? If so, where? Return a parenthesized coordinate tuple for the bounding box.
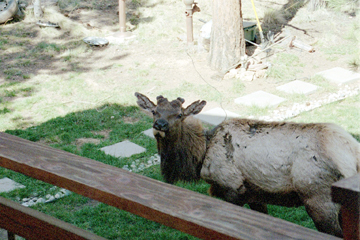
(332, 173, 360, 240)
(0, 196, 106, 240)
(0, 132, 341, 239)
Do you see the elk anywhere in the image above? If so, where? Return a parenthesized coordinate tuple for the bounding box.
(135, 92, 206, 183)
(135, 92, 360, 237)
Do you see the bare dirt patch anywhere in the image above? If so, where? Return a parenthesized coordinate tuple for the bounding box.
(74, 130, 111, 149)
(123, 116, 139, 124)
(75, 137, 101, 149)
(92, 130, 111, 139)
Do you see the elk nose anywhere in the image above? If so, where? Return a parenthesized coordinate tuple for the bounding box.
(153, 119, 169, 132)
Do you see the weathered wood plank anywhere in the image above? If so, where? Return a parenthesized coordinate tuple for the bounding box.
(0, 196, 106, 240)
(0, 132, 339, 240)
(332, 174, 360, 240)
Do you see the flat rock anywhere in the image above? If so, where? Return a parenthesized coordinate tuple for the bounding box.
(101, 140, 146, 158)
(317, 67, 360, 85)
(234, 91, 286, 108)
(195, 108, 241, 126)
(0, 177, 25, 193)
(142, 128, 155, 138)
(276, 80, 319, 94)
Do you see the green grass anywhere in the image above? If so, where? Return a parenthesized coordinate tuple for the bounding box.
(3, 68, 23, 79)
(35, 42, 62, 52)
(267, 52, 304, 82)
(292, 93, 360, 138)
(242, 105, 271, 117)
(0, 82, 34, 101)
(32, 194, 195, 239)
(307, 75, 337, 92)
(0, 108, 11, 115)
(159, 82, 223, 102)
(268, 205, 315, 229)
(325, 0, 359, 14)
(317, 14, 359, 66)
(232, 80, 246, 94)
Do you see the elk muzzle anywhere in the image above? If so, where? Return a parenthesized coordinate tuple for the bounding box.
(153, 119, 168, 138)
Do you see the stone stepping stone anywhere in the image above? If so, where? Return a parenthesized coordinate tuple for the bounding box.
(234, 90, 286, 108)
(142, 128, 155, 139)
(100, 140, 146, 158)
(195, 107, 241, 126)
(276, 80, 318, 95)
(0, 177, 25, 193)
(316, 67, 360, 85)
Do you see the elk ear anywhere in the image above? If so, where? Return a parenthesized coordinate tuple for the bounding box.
(177, 97, 185, 104)
(135, 92, 156, 112)
(183, 100, 206, 116)
(156, 95, 164, 101)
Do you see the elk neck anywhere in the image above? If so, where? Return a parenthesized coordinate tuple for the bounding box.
(156, 118, 208, 157)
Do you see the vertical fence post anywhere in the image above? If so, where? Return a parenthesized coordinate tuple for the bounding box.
(183, 0, 194, 43)
(332, 174, 360, 240)
(7, 231, 15, 240)
(119, 0, 126, 33)
(113, 0, 133, 39)
(183, 0, 200, 45)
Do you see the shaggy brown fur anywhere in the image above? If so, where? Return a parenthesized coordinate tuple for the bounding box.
(135, 93, 360, 237)
(135, 92, 206, 184)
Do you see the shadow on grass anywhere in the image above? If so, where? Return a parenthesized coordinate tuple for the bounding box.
(5, 103, 157, 167)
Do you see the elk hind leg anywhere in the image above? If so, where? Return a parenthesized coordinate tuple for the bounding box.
(248, 203, 268, 214)
(304, 196, 343, 237)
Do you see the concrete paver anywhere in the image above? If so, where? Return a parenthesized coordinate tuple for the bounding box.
(142, 128, 155, 138)
(317, 67, 360, 85)
(234, 90, 286, 108)
(195, 107, 241, 125)
(0, 177, 25, 193)
(276, 80, 318, 95)
(100, 140, 146, 158)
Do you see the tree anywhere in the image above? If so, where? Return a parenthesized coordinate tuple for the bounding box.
(208, 0, 245, 72)
(33, 0, 43, 18)
(307, 0, 326, 11)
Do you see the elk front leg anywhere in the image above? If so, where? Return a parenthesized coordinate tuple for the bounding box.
(248, 203, 268, 214)
(304, 195, 343, 237)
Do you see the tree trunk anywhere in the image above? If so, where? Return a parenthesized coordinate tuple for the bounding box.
(307, 0, 327, 11)
(208, 0, 245, 72)
(33, 0, 43, 18)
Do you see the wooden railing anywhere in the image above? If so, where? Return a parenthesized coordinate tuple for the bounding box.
(0, 132, 356, 240)
(332, 173, 360, 239)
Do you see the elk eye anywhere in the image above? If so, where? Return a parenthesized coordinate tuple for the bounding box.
(151, 110, 156, 115)
(177, 113, 183, 119)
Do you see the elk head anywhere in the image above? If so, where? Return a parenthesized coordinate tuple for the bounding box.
(135, 92, 206, 138)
